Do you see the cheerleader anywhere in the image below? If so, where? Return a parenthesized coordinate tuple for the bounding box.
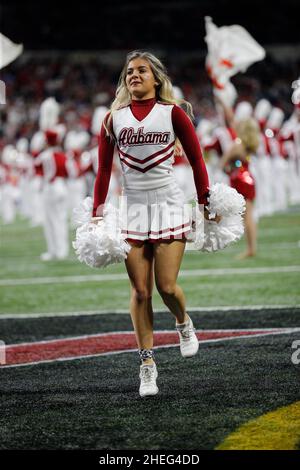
(219, 117, 260, 259)
(92, 50, 216, 397)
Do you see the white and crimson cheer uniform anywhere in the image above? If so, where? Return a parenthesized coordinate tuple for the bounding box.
(93, 98, 209, 242)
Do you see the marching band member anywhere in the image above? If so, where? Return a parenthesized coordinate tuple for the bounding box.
(265, 107, 288, 212)
(64, 130, 90, 217)
(35, 102, 71, 261)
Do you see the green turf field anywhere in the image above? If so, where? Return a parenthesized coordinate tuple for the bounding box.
(0, 208, 300, 314)
(1, 208, 300, 450)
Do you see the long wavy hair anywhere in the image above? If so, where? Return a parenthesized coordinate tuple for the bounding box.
(103, 50, 193, 140)
(236, 118, 260, 154)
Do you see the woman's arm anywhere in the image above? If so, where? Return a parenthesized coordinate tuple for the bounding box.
(172, 105, 210, 205)
(92, 117, 115, 217)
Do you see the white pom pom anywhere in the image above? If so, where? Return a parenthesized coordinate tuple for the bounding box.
(72, 200, 131, 268)
(72, 197, 93, 228)
(208, 183, 245, 217)
(188, 183, 245, 252)
(186, 205, 205, 250)
(202, 214, 244, 252)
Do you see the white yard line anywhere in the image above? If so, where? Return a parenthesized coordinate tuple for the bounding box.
(0, 265, 300, 287)
(0, 273, 128, 285)
(185, 242, 300, 252)
(0, 304, 299, 319)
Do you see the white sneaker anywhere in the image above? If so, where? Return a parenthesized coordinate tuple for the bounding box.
(176, 316, 199, 358)
(139, 363, 159, 397)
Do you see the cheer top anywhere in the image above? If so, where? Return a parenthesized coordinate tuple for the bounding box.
(93, 98, 209, 216)
(114, 102, 175, 191)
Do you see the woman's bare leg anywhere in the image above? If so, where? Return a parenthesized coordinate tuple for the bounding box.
(153, 240, 188, 324)
(237, 199, 257, 259)
(125, 241, 155, 365)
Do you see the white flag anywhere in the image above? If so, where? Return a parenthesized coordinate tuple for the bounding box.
(0, 32, 23, 69)
(204, 17, 265, 106)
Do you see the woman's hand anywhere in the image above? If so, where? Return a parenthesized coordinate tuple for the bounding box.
(204, 208, 221, 223)
(174, 143, 183, 158)
(91, 216, 104, 225)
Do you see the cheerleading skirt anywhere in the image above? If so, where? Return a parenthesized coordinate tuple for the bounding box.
(120, 182, 192, 243)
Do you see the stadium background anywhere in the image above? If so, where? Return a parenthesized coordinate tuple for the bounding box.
(1, 0, 300, 452)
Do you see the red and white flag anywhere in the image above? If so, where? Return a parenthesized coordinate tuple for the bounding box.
(204, 17, 265, 106)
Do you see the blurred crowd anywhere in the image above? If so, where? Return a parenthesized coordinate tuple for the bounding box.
(0, 54, 299, 260)
(1, 54, 299, 145)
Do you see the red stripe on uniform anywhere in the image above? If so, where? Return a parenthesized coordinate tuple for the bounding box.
(147, 231, 190, 243)
(148, 232, 190, 242)
(121, 229, 149, 236)
(122, 222, 190, 236)
(118, 140, 175, 164)
(149, 222, 190, 235)
(120, 149, 174, 173)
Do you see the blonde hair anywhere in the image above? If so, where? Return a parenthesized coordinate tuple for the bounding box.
(236, 118, 260, 154)
(104, 50, 193, 140)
